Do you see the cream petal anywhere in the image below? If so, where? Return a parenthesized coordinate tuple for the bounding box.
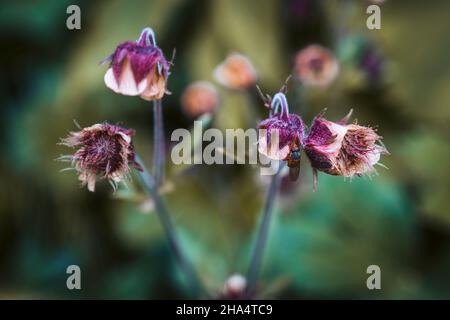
(140, 74, 166, 101)
(315, 121, 348, 155)
(117, 131, 131, 144)
(367, 149, 381, 166)
(104, 61, 144, 96)
(258, 136, 290, 160)
(104, 68, 120, 92)
(87, 173, 96, 192)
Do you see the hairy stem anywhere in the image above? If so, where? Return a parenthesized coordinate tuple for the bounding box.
(246, 162, 285, 296)
(135, 157, 203, 297)
(153, 99, 165, 186)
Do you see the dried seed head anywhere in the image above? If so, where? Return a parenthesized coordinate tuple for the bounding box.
(304, 111, 388, 177)
(59, 123, 143, 192)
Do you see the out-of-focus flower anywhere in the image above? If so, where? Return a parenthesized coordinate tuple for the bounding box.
(338, 36, 384, 83)
(258, 93, 305, 161)
(294, 44, 339, 87)
(222, 274, 247, 299)
(304, 110, 388, 178)
(102, 28, 170, 101)
(59, 123, 143, 192)
(181, 81, 219, 118)
(214, 53, 258, 90)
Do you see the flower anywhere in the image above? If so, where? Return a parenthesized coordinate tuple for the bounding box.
(181, 81, 219, 118)
(337, 36, 384, 83)
(294, 44, 339, 87)
(102, 27, 170, 101)
(214, 53, 258, 90)
(59, 123, 143, 192)
(258, 93, 305, 161)
(304, 110, 388, 177)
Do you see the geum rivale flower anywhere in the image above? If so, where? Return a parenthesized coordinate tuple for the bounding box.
(102, 27, 171, 101)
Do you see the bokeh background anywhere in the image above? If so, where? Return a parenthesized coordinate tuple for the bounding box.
(1, 0, 450, 299)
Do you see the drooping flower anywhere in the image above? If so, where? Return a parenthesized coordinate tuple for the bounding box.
(102, 27, 170, 101)
(181, 81, 219, 118)
(294, 44, 339, 87)
(257, 92, 305, 161)
(59, 123, 143, 192)
(304, 110, 388, 178)
(214, 53, 258, 90)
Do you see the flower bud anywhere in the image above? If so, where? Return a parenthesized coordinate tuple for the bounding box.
(103, 28, 170, 101)
(181, 81, 219, 118)
(214, 53, 258, 90)
(60, 123, 143, 192)
(294, 44, 339, 87)
(304, 111, 388, 177)
(222, 274, 247, 299)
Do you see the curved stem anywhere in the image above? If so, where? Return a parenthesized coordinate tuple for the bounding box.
(138, 27, 157, 46)
(153, 99, 165, 186)
(246, 161, 286, 297)
(134, 157, 203, 297)
(271, 93, 290, 121)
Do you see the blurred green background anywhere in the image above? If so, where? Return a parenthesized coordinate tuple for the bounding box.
(1, 0, 450, 299)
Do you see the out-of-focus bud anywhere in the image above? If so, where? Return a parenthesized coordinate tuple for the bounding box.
(304, 110, 388, 177)
(214, 53, 258, 90)
(222, 274, 247, 299)
(294, 44, 339, 87)
(59, 123, 143, 192)
(181, 81, 219, 118)
(102, 28, 170, 101)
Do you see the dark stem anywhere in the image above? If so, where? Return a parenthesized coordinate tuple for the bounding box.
(246, 162, 285, 296)
(153, 99, 165, 186)
(135, 157, 203, 297)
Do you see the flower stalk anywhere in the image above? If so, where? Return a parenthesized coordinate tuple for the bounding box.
(135, 156, 203, 296)
(246, 161, 286, 297)
(153, 99, 165, 186)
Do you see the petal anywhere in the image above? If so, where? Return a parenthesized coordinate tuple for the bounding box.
(139, 72, 166, 101)
(258, 134, 290, 160)
(105, 60, 144, 96)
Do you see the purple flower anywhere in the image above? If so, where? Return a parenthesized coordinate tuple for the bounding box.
(304, 110, 388, 177)
(258, 92, 305, 161)
(103, 28, 170, 101)
(60, 123, 143, 192)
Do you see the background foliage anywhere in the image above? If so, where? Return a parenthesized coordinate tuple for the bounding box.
(1, 0, 449, 299)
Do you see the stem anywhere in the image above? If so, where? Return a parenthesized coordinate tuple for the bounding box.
(153, 99, 165, 186)
(135, 157, 203, 297)
(246, 161, 285, 296)
(271, 93, 290, 121)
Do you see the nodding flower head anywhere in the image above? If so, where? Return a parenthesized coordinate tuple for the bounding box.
(181, 81, 219, 118)
(214, 53, 258, 90)
(294, 44, 339, 87)
(304, 110, 388, 178)
(257, 92, 305, 161)
(59, 123, 143, 192)
(102, 27, 170, 101)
